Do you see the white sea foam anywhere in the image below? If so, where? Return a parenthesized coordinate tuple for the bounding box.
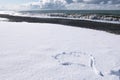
(0, 11, 120, 24)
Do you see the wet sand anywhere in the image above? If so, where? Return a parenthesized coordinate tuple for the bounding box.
(0, 14, 120, 34)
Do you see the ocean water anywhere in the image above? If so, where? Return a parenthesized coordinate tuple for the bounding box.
(20, 10, 120, 16)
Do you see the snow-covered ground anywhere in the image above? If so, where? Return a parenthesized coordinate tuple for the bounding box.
(0, 22, 120, 80)
(0, 18, 8, 22)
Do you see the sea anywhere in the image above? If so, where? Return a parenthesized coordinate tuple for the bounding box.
(18, 10, 120, 23)
(19, 10, 120, 16)
(0, 10, 120, 23)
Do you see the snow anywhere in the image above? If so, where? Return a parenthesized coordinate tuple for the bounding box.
(0, 18, 8, 22)
(0, 22, 120, 80)
(88, 19, 120, 24)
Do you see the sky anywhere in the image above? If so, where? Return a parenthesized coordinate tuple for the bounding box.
(0, 0, 38, 5)
(0, 0, 120, 10)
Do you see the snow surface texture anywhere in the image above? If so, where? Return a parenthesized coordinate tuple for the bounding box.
(0, 22, 120, 80)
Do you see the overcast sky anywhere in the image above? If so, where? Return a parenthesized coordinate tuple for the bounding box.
(0, 0, 120, 10)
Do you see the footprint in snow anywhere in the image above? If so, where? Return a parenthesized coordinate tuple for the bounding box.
(53, 52, 104, 77)
(90, 55, 104, 77)
(53, 51, 89, 67)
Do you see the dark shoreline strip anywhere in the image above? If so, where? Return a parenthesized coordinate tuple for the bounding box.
(0, 14, 120, 34)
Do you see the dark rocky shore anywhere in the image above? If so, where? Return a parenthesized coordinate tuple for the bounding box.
(0, 14, 120, 34)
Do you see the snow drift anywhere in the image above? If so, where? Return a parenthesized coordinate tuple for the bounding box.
(0, 22, 120, 80)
